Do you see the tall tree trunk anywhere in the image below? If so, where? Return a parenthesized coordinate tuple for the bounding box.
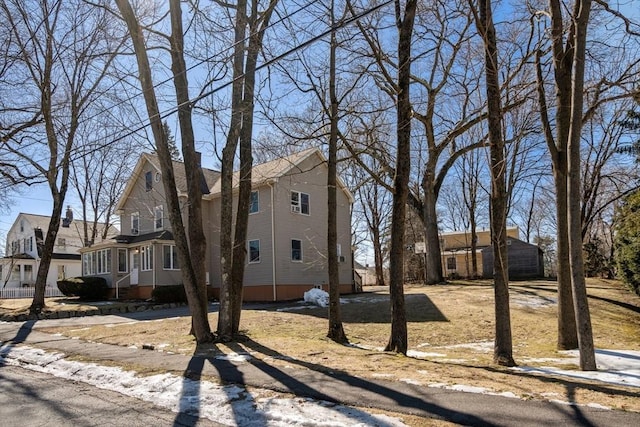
(327, 1, 348, 343)
(385, 0, 417, 354)
(566, 0, 596, 370)
(169, 0, 211, 335)
(116, 0, 212, 342)
(474, 0, 515, 366)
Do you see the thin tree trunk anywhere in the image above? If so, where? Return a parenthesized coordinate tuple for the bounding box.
(566, 0, 596, 371)
(385, 0, 417, 354)
(474, 0, 515, 366)
(327, 1, 348, 343)
(422, 168, 444, 284)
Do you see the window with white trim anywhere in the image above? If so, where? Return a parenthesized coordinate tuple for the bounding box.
(141, 245, 153, 271)
(290, 191, 310, 215)
(248, 240, 260, 263)
(83, 252, 96, 275)
(154, 205, 164, 230)
(96, 249, 111, 274)
(291, 239, 302, 262)
(118, 248, 128, 273)
(249, 191, 259, 214)
(163, 245, 180, 270)
(131, 212, 139, 235)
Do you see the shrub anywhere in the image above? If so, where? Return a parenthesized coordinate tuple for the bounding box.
(152, 284, 187, 303)
(614, 190, 640, 296)
(57, 276, 109, 300)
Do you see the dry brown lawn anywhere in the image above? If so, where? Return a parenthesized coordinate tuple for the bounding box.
(7, 278, 640, 421)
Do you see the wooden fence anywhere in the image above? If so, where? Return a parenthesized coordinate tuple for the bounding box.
(0, 287, 64, 299)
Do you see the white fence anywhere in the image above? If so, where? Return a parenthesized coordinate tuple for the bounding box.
(0, 287, 65, 299)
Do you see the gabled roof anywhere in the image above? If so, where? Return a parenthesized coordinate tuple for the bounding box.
(10, 213, 118, 242)
(207, 148, 355, 203)
(116, 153, 221, 211)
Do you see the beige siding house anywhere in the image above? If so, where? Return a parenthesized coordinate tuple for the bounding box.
(438, 227, 520, 278)
(81, 148, 355, 301)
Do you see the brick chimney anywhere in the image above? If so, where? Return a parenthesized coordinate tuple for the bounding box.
(62, 205, 73, 228)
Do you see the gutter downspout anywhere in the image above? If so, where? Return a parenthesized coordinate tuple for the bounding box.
(267, 180, 277, 301)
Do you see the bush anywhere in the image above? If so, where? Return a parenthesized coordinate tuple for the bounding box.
(152, 284, 187, 303)
(614, 190, 640, 296)
(57, 276, 109, 300)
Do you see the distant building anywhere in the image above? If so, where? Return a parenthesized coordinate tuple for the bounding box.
(482, 237, 545, 279)
(1, 209, 117, 289)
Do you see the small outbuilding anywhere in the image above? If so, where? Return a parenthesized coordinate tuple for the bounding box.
(481, 237, 544, 280)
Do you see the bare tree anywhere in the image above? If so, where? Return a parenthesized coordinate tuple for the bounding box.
(217, 0, 278, 340)
(470, 0, 516, 366)
(115, 0, 213, 342)
(1, 0, 125, 313)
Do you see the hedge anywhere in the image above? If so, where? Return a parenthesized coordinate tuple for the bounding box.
(152, 284, 187, 303)
(57, 276, 109, 300)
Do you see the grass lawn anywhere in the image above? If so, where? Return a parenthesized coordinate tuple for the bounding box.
(9, 278, 640, 417)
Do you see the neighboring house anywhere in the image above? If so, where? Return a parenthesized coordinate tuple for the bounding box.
(81, 148, 355, 301)
(354, 261, 378, 286)
(1, 209, 117, 289)
(437, 227, 540, 279)
(482, 237, 545, 280)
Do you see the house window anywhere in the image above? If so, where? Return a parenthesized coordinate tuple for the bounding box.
(131, 212, 139, 235)
(250, 191, 259, 214)
(145, 171, 153, 192)
(141, 245, 153, 271)
(447, 256, 456, 270)
(155, 205, 164, 230)
(291, 191, 310, 215)
(20, 220, 24, 232)
(291, 239, 303, 262)
(11, 241, 18, 254)
(97, 249, 111, 274)
(163, 245, 179, 270)
(24, 237, 33, 252)
(83, 252, 96, 275)
(118, 248, 128, 273)
(58, 265, 66, 280)
(248, 240, 260, 263)
(24, 265, 33, 283)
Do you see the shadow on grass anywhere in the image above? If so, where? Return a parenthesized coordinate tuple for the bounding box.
(522, 284, 640, 314)
(275, 293, 448, 324)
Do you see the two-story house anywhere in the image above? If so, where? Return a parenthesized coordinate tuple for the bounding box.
(1, 209, 117, 289)
(80, 148, 355, 301)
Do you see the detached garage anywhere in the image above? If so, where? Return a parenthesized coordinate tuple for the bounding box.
(482, 238, 544, 279)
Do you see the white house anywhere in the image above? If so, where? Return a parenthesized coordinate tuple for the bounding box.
(1, 208, 117, 289)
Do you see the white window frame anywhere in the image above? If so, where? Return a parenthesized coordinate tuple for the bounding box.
(83, 252, 97, 276)
(117, 248, 128, 273)
(97, 249, 111, 274)
(154, 205, 164, 230)
(163, 245, 180, 270)
(291, 239, 303, 262)
(248, 239, 260, 264)
(141, 245, 153, 271)
(249, 190, 259, 214)
(290, 191, 310, 215)
(131, 212, 139, 235)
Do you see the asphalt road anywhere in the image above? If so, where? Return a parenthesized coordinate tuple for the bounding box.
(0, 365, 223, 427)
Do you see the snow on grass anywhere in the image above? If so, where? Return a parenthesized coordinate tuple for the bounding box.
(512, 295, 557, 309)
(406, 350, 447, 358)
(0, 345, 407, 427)
(512, 349, 640, 388)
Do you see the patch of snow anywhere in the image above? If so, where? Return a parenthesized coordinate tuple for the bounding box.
(0, 345, 407, 427)
(215, 353, 252, 363)
(372, 373, 394, 378)
(400, 378, 422, 386)
(416, 343, 431, 348)
(441, 341, 493, 352)
(304, 288, 330, 307)
(512, 295, 557, 309)
(512, 349, 640, 389)
(406, 350, 446, 358)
